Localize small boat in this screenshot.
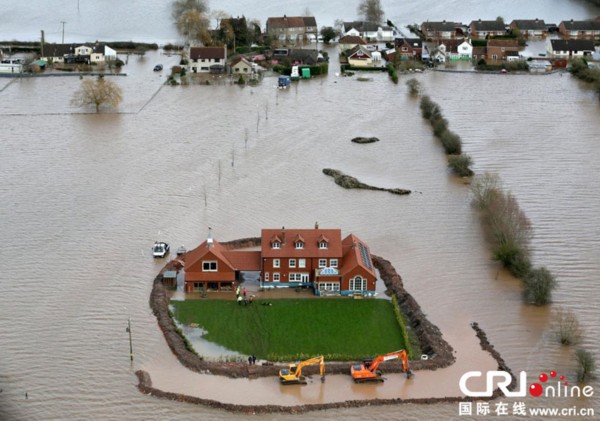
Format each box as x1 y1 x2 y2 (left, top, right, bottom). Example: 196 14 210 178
176 245 187 256
153 241 169 258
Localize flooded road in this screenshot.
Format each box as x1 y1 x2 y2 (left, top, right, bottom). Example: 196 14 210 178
1 45 600 419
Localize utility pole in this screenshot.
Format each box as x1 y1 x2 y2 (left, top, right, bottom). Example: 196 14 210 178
40 30 45 57
61 21 66 44
126 317 133 362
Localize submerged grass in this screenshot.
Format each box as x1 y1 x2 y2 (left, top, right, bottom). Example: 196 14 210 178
171 298 407 361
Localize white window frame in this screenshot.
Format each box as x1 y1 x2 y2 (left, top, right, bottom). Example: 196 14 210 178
319 241 328 249
350 276 367 291
299 258 306 268
273 259 280 268
289 259 296 268
202 261 217 272
318 259 327 268
272 241 281 249
295 241 304 249
273 273 280 282
330 258 338 268
265 272 269 281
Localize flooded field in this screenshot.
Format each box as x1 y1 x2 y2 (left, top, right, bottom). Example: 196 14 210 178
1 44 599 419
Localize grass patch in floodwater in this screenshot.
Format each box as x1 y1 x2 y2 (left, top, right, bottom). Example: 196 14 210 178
171 298 407 361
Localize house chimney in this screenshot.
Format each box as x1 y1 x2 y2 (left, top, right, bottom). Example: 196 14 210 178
315 221 319 229
207 227 214 247
281 227 285 244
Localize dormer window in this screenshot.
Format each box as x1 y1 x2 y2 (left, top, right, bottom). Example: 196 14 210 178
272 241 281 249
295 241 304 249
319 241 328 249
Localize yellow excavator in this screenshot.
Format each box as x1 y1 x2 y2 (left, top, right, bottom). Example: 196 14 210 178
350 350 412 383
279 356 325 384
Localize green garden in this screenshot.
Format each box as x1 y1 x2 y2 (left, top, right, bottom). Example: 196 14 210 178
171 298 411 361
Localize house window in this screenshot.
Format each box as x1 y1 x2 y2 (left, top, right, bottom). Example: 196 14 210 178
264 272 269 281
330 259 338 268
402 47 408 52
492 54 498 60
273 273 280 282
319 282 340 291
289 259 296 268
318 259 327 268
193 282 203 291
299 259 306 268
274 259 280 268
215 58 221 63
319 241 328 249
235 68 239 72
350 276 367 291
202 261 217 272
272 241 281 249
289 273 302 281
295 241 304 249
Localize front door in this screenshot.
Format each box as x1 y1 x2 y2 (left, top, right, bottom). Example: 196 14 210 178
301 273 309 283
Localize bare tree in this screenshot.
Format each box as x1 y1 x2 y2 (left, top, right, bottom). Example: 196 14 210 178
71 76 123 112
357 0 385 23
172 0 208 20
172 0 210 45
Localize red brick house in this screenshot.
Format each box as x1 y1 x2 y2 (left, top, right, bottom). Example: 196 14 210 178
184 232 260 293
395 38 424 60
183 227 377 296
261 227 377 296
559 19 600 39
486 39 520 62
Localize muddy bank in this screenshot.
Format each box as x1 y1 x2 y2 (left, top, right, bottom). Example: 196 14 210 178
322 168 411 195
145 242 514 412
351 137 380 144
136 369 474 414
151 238 452 378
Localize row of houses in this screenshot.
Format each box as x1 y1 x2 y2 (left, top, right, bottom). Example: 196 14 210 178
340 33 596 69
182 227 377 297
188 46 322 74
39 43 117 64
421 17 600 40
264 15 398 45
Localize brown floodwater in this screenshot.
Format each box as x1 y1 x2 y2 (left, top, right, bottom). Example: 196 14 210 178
1 48 599 420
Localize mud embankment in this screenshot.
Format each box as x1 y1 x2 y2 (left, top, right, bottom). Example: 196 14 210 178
322 168 411 195
144 238 512 412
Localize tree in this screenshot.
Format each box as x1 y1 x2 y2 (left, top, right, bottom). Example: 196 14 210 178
320 26 338 44
172 0 208 21
357 0 384 24
172 0 210 45
71 76 123 112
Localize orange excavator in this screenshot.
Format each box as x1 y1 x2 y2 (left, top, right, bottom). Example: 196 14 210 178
350 350 412 383
279 356 325 384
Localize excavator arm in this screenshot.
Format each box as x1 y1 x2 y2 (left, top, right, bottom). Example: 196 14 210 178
351 350 412 382
279 356 325 384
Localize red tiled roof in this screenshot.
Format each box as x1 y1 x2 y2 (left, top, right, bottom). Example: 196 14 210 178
190 47 226 60
261 228 342 258
223 250 261 271
340 234 376 278
267 16 310 29
339 35 367 45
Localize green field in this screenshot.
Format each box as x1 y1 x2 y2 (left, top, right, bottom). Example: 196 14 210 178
171 298 407 361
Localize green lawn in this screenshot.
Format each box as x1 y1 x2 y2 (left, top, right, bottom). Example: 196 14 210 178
171 298 407 361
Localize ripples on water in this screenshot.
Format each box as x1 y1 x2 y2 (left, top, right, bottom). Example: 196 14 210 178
1 48 599 419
